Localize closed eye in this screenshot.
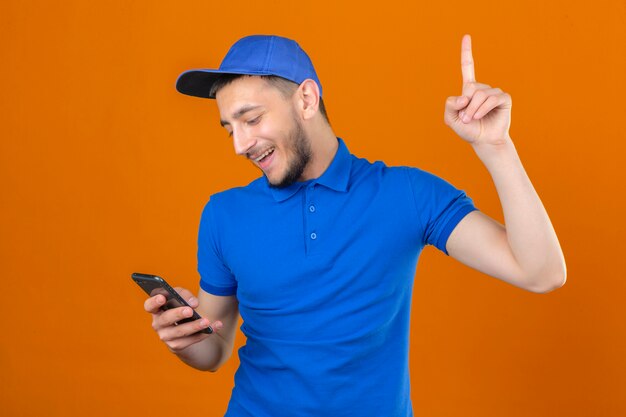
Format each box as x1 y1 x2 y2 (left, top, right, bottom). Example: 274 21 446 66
225 115 262 138
247 116 261 125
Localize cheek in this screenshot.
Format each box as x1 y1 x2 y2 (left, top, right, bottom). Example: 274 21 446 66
255 123 274 138
256 118 291 145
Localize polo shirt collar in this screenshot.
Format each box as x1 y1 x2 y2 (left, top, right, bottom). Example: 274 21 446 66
268 137 352 202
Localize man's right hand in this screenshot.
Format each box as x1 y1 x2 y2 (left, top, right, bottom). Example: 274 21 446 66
144 287 222 353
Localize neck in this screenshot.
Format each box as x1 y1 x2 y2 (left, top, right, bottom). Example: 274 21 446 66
300 123 338 181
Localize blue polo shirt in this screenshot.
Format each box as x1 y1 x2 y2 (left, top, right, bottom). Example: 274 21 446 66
198 137 477 417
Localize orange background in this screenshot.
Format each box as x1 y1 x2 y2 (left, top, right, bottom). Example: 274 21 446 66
1 0 625 416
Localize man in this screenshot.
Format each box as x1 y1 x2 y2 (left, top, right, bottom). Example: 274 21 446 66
144 34 566 416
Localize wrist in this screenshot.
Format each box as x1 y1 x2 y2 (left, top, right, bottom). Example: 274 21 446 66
471 136 519 168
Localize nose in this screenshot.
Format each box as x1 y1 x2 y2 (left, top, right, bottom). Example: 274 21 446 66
232 127 257 157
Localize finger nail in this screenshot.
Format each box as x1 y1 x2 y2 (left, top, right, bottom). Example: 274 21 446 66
457 97 465 104
459 110 465 119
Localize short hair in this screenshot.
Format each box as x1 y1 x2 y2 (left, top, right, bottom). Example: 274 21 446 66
209 74 330 125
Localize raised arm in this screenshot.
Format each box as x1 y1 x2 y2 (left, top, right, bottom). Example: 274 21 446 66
443 34 566 293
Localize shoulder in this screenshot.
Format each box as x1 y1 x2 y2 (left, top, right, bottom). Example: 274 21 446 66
350 156 447 189
349 154 409 184
204 176 269 210
397 165 461 193
198 177 269 241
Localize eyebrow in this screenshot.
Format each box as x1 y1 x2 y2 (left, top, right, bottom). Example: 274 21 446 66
220 105 263 127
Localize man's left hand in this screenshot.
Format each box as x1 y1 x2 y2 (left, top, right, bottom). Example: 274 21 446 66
444 34 512 148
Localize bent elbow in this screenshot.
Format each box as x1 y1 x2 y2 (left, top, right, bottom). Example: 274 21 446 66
206 361 226 373
530 269 567 294
206 350 234 373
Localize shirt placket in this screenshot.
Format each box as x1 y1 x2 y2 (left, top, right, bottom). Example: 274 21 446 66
303 183 319 256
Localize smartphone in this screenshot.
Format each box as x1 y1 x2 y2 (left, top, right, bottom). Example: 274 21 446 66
131 272 213 334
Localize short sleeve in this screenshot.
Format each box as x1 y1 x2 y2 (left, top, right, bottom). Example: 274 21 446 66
197 197 238 296
405 167 478 255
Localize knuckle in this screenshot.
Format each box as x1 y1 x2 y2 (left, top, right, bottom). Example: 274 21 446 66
175 325 188 339
168 340 185 352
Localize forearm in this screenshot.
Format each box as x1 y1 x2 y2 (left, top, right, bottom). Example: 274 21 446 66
473 136 566 291
174 331 233 372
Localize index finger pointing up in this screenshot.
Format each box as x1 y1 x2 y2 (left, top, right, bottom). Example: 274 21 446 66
461 34 475 84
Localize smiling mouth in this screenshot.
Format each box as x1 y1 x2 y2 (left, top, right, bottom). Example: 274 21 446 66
253 147 275 163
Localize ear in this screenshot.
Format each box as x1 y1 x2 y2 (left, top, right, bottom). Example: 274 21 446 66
294 79 321 121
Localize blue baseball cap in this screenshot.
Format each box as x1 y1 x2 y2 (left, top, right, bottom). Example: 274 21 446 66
176 35 322 99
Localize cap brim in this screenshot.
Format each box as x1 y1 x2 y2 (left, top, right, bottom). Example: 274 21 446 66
176 69 266 99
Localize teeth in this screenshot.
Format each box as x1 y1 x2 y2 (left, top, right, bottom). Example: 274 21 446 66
254 148 274 162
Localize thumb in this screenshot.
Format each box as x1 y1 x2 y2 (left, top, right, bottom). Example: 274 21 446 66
444 95 468 124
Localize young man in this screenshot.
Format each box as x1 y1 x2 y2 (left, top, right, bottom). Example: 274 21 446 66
144 34 566 416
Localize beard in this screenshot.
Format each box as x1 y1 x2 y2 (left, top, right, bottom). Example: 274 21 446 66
267 115 312 189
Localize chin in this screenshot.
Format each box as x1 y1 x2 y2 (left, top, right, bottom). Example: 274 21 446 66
267 177 286 188
266 172 292 189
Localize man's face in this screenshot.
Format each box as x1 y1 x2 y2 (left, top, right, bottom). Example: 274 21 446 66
216 76 312 188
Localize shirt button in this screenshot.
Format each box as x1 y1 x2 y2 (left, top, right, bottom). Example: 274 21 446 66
309 205 316 213
310 232 317 240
